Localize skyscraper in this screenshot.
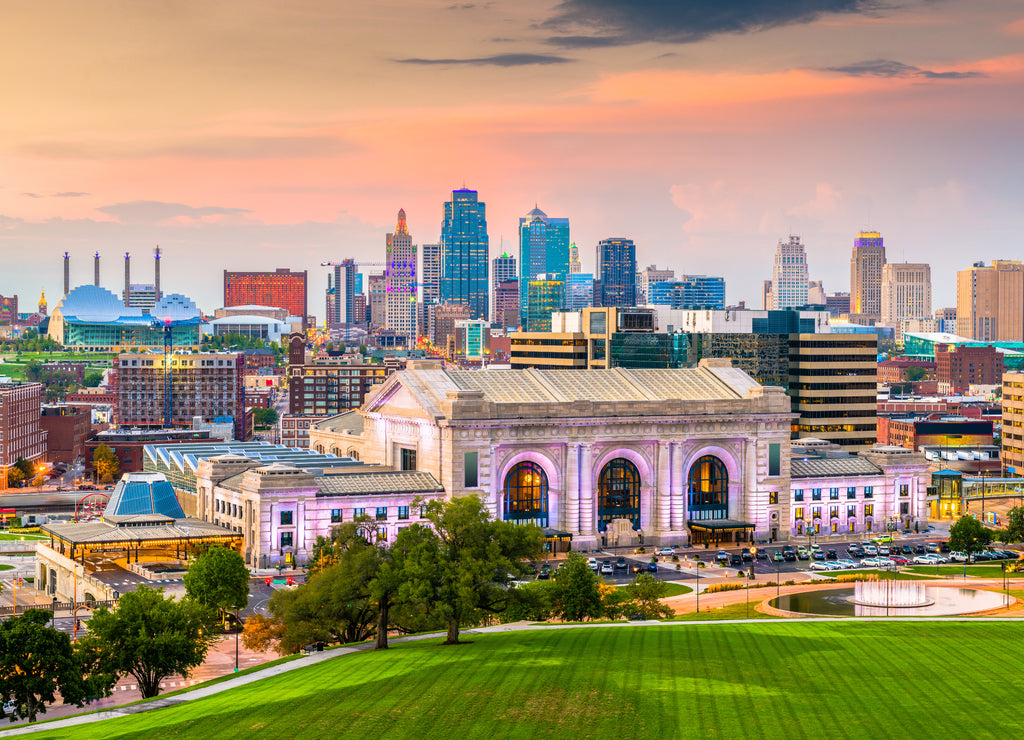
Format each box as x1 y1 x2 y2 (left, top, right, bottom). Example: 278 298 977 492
850 231 886 320
566 273 594 310
769 235 809 310
440 188 489 320
568 243 582 274
327 260 358 328
519 206 569 324
384 209 418 341
526 274 565 332
956 260 1024 341
421 243 441 305
880 262 931 325
491 252 517 323
596 238 637 307
637 265 675 304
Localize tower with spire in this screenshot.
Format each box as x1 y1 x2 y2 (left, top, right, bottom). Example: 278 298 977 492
385 208 418 343
518 205 570 326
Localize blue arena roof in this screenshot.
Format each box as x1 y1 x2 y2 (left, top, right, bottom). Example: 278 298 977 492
58 285 201 326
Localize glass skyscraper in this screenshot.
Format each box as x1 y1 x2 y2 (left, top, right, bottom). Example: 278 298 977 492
526 274 566 332
519 206 569 324
647 275 725 309
440 189 489 320
566 272 595 310
596 238 637 307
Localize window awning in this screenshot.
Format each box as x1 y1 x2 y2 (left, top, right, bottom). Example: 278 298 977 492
687 519 755 531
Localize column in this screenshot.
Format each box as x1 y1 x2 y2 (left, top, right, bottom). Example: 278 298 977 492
657 442 671 534
579 443 594 534
670 441 685 531
488 445 501 520
565 443 580 534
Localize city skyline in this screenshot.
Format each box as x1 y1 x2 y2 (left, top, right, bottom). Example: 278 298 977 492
2 1 1023 311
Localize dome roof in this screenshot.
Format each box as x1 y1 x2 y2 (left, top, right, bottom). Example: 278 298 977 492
58 285 139 323
152 294 201 322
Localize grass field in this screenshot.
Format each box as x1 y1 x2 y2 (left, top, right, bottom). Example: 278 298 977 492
0 532 47 541
0 564 12 571
30 622 1023 740
660 581 693 598
906 565 1024 579
820 569 932 580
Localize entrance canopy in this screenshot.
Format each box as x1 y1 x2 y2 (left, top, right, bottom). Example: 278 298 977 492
688 519 755 546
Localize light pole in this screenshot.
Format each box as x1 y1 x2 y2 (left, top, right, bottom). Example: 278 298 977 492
776 552 781 597
747 546 758 618
235 608 240 672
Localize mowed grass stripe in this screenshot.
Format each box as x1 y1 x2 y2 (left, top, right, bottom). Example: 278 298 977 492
27 623 1024 740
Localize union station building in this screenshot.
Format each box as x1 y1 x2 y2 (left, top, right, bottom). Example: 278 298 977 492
311 359 931 550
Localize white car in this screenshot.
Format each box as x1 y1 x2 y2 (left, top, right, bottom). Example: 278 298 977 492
656 547 676 556
948 552 970 563
912 555 937 565
863 545 878 556
877 545 891 556
588 558 599 571
837 559 858 569
2 701 15 717
808 561 833 571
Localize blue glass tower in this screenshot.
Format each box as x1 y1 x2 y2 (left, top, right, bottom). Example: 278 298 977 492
647 275 725 309
596 238 637 307
440 188 489 320
519 206 569 324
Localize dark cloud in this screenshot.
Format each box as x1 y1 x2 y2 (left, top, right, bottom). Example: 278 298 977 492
395 53 573 66
53 192 90 198
97 201 252 224
21 135 352 161
823 59 985 79
21 192 41 198
543 0 886 47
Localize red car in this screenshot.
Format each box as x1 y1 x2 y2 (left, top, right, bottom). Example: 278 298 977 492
888 555 911 565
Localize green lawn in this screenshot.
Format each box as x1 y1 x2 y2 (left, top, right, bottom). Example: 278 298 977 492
905 565 1024 579
0 532 47 541
0 564 12 571
29 622 1024 739
660 581 693 598
670 601 777 621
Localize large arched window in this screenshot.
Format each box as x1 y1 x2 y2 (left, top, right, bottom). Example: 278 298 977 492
597 458 641 532
687 455 728 521
503 462 548 527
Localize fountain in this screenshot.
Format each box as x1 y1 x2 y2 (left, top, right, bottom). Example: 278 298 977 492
850 580 934 608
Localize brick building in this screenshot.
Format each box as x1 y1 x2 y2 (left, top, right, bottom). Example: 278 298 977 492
877 416 994 450
0 381 47 488
223 268 307 328
85 428 221 476
286 334 399 418
877 358 936 384
934 343 1005 394
40 404 92 464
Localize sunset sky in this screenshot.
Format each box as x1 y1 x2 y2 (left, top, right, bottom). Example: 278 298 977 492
2 0 1023 314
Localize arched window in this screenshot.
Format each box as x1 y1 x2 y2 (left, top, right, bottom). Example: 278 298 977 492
687 455 728 521
597 458 640 532
503 462 548 527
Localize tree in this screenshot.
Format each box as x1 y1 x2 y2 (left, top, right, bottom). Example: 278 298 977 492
1004 506 1024 544
401 496 544 645
92 444 119 485
83 370 104 388
551 552 603 622
6 467 24 488
904 366 927 383
240 613 284 655
87 586 217 699
369 523 434 650
0 609 115 723
251 407 279 428
183 547 250 628
948 515 992 562
623 573 675 620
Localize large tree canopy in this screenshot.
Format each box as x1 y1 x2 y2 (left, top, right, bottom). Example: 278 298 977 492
184 546 250 625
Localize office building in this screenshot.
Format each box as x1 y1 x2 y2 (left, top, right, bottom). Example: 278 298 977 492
566 273 595 311
116 351 247 440
525 275 566 332
440 188 489 320
429 303 472 351
492 253 517 323
956 260 1024 342
0 295 17 324
807 280 826 306
124 284 157 311
789 333 878 450
769 236 809 309
826 292 851 317
1003 372 1024 475
935 307 957 334
519 207 569 324
934 343 1006 394
596 238 637 307
454 319 487 362
224 268 307 328
326 260 359 329
421 243 441 305
647 275 725 310
850 232 886 321
368 273 386 330
568 243 582 274
881 262 931 326
384 209 418 343
494 279 520 329
637 265 674 304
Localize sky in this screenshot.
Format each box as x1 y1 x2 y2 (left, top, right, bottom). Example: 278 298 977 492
2 0 1023 315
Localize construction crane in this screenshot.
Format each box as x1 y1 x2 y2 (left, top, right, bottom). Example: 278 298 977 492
150 315 201 429
320 261 385 268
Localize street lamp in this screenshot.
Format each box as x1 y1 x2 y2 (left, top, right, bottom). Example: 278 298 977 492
747 546 758 618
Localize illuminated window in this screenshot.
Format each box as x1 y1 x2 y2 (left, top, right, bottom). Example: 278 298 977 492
687 456 728 522
503 461 549 527
599 458 641 531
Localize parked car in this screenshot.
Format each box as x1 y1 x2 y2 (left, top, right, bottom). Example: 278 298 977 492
901 545 913 555
837 559 858 569
588 558 599 571
647 561 658 573
860 557 888 568
889 555 911 565
771 550 784 562
796 546 810 560
756 550 769 561
877 545 891 556
913 544 926 554
826 549 838 560
600 561 613 574
783 551 797 562
808 561 833 571
631 563 643 574
925 542 941 553
656 547 675 557
615 557 628 571
741 550 753 562
716 550 730 564
729 554 742 567
812 550 826 561
949 552 970 563
864 545 878 556
913 555 937 565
